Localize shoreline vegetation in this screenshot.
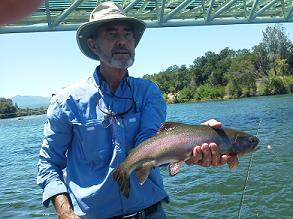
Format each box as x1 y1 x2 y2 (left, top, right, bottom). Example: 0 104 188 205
0 99 47 119
143 24 293 104
1 24 293 119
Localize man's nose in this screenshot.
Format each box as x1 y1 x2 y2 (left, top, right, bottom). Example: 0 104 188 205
115 35 128 46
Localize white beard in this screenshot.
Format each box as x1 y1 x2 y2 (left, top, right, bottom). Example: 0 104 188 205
96 46 135 69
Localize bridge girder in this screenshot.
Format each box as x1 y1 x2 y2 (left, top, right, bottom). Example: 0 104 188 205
0 0 292 34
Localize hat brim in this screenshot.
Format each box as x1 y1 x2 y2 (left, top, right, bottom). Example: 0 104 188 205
76 17 146 60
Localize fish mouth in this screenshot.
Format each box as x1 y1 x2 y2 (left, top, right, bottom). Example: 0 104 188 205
252 145 261 152
249 136 260 153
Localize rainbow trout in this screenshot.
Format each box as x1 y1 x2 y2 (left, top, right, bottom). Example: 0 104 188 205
112 122 259 198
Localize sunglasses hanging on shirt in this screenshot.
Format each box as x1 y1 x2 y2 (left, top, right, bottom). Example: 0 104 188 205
97 78 137 128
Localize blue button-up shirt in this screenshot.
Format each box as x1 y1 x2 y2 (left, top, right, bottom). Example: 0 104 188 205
37 66 168 218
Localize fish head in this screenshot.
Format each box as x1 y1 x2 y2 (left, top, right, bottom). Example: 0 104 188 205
231 131 260 156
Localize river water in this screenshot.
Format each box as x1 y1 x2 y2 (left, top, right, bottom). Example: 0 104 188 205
0 95 292 218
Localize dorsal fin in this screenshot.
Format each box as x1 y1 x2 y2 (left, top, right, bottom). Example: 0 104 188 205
157 122 181 134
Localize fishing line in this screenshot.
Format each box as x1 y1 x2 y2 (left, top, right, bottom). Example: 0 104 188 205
237 120 261 219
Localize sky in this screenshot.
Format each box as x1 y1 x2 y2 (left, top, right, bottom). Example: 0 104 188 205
0 22 292 98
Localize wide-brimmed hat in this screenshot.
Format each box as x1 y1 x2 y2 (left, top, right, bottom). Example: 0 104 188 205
76 1 146 60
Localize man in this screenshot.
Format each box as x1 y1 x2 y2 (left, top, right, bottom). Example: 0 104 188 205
37 2 237 219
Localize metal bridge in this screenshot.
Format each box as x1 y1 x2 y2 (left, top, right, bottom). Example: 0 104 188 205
0 0 292 34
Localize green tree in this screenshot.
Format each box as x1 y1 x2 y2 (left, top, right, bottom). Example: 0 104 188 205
225 55 257 98
177 86 194 102
263 77 287 95
262 24 293 76
252 43 270 76
0 98 18 119
142 24 292 103
287 44 293 74
208 48 234 86
275 58 290 78
195 84 224 100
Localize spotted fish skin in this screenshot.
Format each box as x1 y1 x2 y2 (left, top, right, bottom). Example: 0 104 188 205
112 122 259 198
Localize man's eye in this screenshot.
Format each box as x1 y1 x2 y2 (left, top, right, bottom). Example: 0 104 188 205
106 32 116 39
125 32 133 40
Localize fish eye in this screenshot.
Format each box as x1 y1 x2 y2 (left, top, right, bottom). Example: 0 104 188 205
249 136 259 145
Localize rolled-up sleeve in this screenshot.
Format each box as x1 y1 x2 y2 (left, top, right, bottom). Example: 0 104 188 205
37 97 72 207
135 82 166 146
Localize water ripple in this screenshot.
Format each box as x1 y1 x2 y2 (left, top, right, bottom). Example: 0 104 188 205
1 96 293 218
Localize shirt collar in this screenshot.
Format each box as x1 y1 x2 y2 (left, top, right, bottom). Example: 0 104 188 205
93 66 130 93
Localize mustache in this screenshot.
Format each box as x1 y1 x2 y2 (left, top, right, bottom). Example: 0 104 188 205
112 46 130 53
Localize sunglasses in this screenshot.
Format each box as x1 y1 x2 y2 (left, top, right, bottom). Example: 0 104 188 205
97 79 137 127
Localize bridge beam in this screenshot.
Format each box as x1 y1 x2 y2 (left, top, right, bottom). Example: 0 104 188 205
0 0 292 34
53 0 85 27
209 0 238 21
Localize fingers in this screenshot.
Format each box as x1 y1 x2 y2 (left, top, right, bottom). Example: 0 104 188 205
187 119 222 166
187 142 239 169
187 142 221 167
219 154 229 165
210 143 220 166
201 119 222 129
201 143 211 167
186 146 202 165
226 155 239 169
220 154 239 169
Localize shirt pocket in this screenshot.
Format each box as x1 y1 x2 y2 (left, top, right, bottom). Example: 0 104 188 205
123 112 141 152
72 120 112 166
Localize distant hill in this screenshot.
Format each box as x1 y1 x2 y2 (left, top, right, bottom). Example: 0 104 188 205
11 95 50 108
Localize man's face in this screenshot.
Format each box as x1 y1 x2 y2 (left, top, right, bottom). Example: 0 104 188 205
94 21 136 69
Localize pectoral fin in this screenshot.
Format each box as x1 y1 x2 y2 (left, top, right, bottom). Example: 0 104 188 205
228 157 239 170
113 166 130 198
168 161 183 176
136 161 156 185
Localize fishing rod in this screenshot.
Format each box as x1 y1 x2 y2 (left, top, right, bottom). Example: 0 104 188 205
237 120 261 219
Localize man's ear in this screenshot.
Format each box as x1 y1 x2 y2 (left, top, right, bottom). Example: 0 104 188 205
87 38 98 55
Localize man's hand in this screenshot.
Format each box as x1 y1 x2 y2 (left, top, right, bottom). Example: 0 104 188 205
185 119 239 167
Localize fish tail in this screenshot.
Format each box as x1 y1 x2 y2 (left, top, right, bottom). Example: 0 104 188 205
112 166 130 198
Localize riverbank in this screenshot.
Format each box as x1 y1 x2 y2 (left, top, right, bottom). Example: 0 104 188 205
0 106 47 119
165 91 293 104
1 93 292 119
